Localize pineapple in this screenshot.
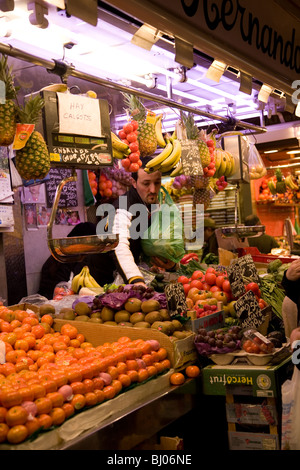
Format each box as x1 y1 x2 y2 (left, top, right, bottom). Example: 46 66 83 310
182 113 211 167
193 188 211 209
0 55 19 146
15 95 50 181
275 169 286 194
123 93 157 157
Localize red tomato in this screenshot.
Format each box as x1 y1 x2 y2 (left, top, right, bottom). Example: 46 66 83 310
118 130 127 139
245 282 260 294
123 123 134 134
206 267 216 274
177 276 190 284
210 285 221 293
183 284 191 296
191 270 204 281
129 142 139 153
129 152 141 163
202 282 210 291
121 158 131 169
222 280 231 293
205 272 216 286
216 275 225 288
129 163 140 172
131 120 139 131
127 132 138 143
189 280 203 290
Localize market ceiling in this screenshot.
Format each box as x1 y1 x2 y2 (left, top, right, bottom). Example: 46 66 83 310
0 0 300 155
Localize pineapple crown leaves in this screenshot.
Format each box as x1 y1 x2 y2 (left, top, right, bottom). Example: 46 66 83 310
0 54 20 100
122 92 146 121
181 112 199 140
16 95 45 124
275 168 283 182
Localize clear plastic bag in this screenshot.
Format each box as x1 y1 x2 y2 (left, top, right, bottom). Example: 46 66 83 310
248 143 267 179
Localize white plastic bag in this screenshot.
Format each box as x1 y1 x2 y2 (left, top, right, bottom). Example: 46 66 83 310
281 366 300 449
248 143 267 179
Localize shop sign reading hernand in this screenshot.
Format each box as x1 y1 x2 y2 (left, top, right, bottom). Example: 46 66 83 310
107 0 300 98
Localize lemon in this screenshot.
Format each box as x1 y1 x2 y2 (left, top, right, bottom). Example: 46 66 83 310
86 90 97 98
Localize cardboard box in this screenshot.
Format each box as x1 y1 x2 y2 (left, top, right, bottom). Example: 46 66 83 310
9 303 40 315
53 319 196 369
228 431 279 450
202 356 293 398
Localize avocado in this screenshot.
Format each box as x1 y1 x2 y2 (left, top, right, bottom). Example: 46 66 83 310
151 321 169 334
130 312 145 324
133 321 151 328
61 308 75 320
114 311 131 323
74 315 90 322
74 302 92 316
40 304 56 315
159 309 171 321
88 317 103 323
100 306 115 322
141 299 161 313
144 311 163 324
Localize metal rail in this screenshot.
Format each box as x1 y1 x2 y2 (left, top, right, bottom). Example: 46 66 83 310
0 42 267 134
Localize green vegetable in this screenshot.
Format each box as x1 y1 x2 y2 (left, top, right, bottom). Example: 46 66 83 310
260 277 285 318
267 259 282 273
177 258 206 277
202 253 219 265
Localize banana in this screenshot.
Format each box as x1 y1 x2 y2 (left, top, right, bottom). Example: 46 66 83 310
113 148 125 159
71 267 86 293
87 273 101 288
214 148 222 177
218 152 228 177
224 152 233 177
285 174 299 190
145 142 173 169
170 161 183 177
227 152 236 177
155 115 166 148
160 139 182 171
111 132 130 153
83 266 101 288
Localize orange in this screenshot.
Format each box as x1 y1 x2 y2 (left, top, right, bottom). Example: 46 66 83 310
139 342 153 355
22 334 36 349
14 339 29 352
50 407 66 426
82 378 94 393
85 391 98 407
71 393 86 410
157 348 168 361
53 341 68 353
19 386 35 403
25 417 41 436
116 361 127 374
62 402 75 419
1 362 16 376
0 407 7 423
7 424 28 444
126 369 138 383
6 349 26 364
80 342 94 350
14 310 28 323
37 413 53 430
0 321 13 333
70 381 86 395
0 389 22 407
160 359 171 371
126 359 139 371
76 333 85 344
118 373 131 388
107 366 118 380
5 406 28 427
61 324 78 339
30 383 46 400
3 332 17 346
185 365 200 378
147 365 157 377
60 334 71 346
170 372 185 385
137 368 149 383
41 314 54 326
111 379 122 394
0 422 9 443
94 389 105 404
153 362 164 374
1 310 15 322
22 316 39 327
35 397 53 415
46 391 64 408
103 385 116 400
69 339 81 349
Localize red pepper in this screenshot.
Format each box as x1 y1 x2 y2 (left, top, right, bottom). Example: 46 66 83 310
180 253 199 265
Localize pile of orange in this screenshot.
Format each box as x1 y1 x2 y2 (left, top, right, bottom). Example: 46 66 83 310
169 365 200 386
0 306 170 445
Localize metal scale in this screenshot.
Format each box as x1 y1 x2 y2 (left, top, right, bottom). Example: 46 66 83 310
34 87 119 262
220 134 265 240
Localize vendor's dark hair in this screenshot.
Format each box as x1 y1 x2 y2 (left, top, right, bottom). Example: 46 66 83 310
244 214 261 226
131 155 160 181
67 222 96 237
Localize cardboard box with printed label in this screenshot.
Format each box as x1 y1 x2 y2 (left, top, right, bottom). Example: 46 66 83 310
202 357 293 398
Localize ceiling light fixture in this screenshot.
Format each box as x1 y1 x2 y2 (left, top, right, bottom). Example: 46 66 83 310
264 150 278 154
205 60 227 83
287 149 300 154
144 73 157 89
131 24 162 51
258 84 273 103
239 71 253 95
28 2 49 29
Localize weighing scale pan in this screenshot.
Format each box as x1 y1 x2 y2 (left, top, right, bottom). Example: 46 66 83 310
48 234 119 257
221 225 265 239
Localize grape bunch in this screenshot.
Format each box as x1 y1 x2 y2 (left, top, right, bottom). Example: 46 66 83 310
194 325 242 355
171 174 193 190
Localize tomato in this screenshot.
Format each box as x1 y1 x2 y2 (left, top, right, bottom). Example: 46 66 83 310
258 299 267 309
205 272 216 285
123 122 134 134
121 158 131 169
177 276 190 284
245 282 260 295
216 275 225 288
222 279 232 293
129 152 141 163
183 283 191 296
131 120 139 131
129 162 140 172
206 267 216 274
118 130 127 139
191 270 204 281
210 285 221 293
129 141 139 153
189 280 204 290
126 132 138 143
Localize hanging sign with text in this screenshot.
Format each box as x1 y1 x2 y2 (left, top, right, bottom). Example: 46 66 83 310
57 93 102 138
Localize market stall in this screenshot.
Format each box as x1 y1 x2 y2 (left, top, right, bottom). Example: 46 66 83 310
0 0 299 452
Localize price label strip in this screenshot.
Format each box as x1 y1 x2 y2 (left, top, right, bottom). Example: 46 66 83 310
164 283 188 318
234 290 265 329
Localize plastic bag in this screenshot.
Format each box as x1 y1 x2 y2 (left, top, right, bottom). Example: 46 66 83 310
281 365 300 449
248 143 267 179
141 186 185 263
